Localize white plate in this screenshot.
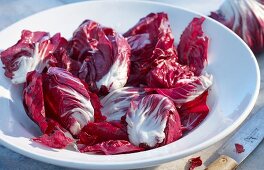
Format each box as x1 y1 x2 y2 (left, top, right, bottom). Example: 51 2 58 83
0 0 260 169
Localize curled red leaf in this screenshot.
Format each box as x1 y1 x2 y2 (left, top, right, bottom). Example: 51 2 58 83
177 17 208 76
0 30 49 83
146 58 194 88
188 156 203 170
78 122 128 146
79 140 144 155
124 12 178 86
155 73 213 106
179 91 210 132
43 67 103 136
33 130 74 149
23 71 48 133
68 20 131 93
235 143 245 153
100 87 146 122
126 94 182 149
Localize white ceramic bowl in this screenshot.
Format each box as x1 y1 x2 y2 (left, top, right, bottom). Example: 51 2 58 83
0 0 260 169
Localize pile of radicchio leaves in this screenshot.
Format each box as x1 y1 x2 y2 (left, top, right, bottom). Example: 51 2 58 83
209 0 264 54
0 13 213 155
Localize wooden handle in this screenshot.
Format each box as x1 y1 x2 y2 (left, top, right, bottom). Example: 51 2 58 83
205 155 238 170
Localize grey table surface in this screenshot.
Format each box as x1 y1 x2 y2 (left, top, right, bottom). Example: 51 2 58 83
0 0 263 170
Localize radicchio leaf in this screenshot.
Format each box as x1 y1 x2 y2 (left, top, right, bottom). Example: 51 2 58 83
79 140 144 155
32 126 74 149
43 67 103 136
23 71 48 132
41 33 73 71
0 30 49 84
126 94 182 148
0 30 71 84
188 156 203 170
78 122 128 146
100 87 146 122
179 91 210 132
124 12 178 86
23 71 74 149
68 20 131 93
146 58 194 88
155 73 213 106
210 0 264 53
177 17 208 76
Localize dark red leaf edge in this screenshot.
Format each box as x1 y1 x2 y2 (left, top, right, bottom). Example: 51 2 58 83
79 140 144 155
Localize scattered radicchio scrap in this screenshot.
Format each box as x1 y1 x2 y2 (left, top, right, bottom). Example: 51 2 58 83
42 67 104 136
177 17 209 76
188 156 203 170
179 91 210 132
210 0 264 53
79 140 144 155
0 30 70 84
100 87 146 122
124 12 178 86
68 20 131 94
126 94 182 149
235 143 245 153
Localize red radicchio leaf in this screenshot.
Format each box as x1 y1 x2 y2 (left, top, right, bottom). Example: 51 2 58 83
235 143 245 153
177 17 208 76
41 33 75 71
209 0 264 53
23 71 48 133
78 122 128 146
0 30 73 84
23 71 74 149
179 91 210 132
126 94 182 149
188 156 203 170
68 20 131 93
33 130 74 149
155 73 212 106
0 30 49 84
88 91 106 122
146 58 194 88
100 87 146 122
43 67 103 136
161 109 184 146
79 140 144 155
124 12 178 86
